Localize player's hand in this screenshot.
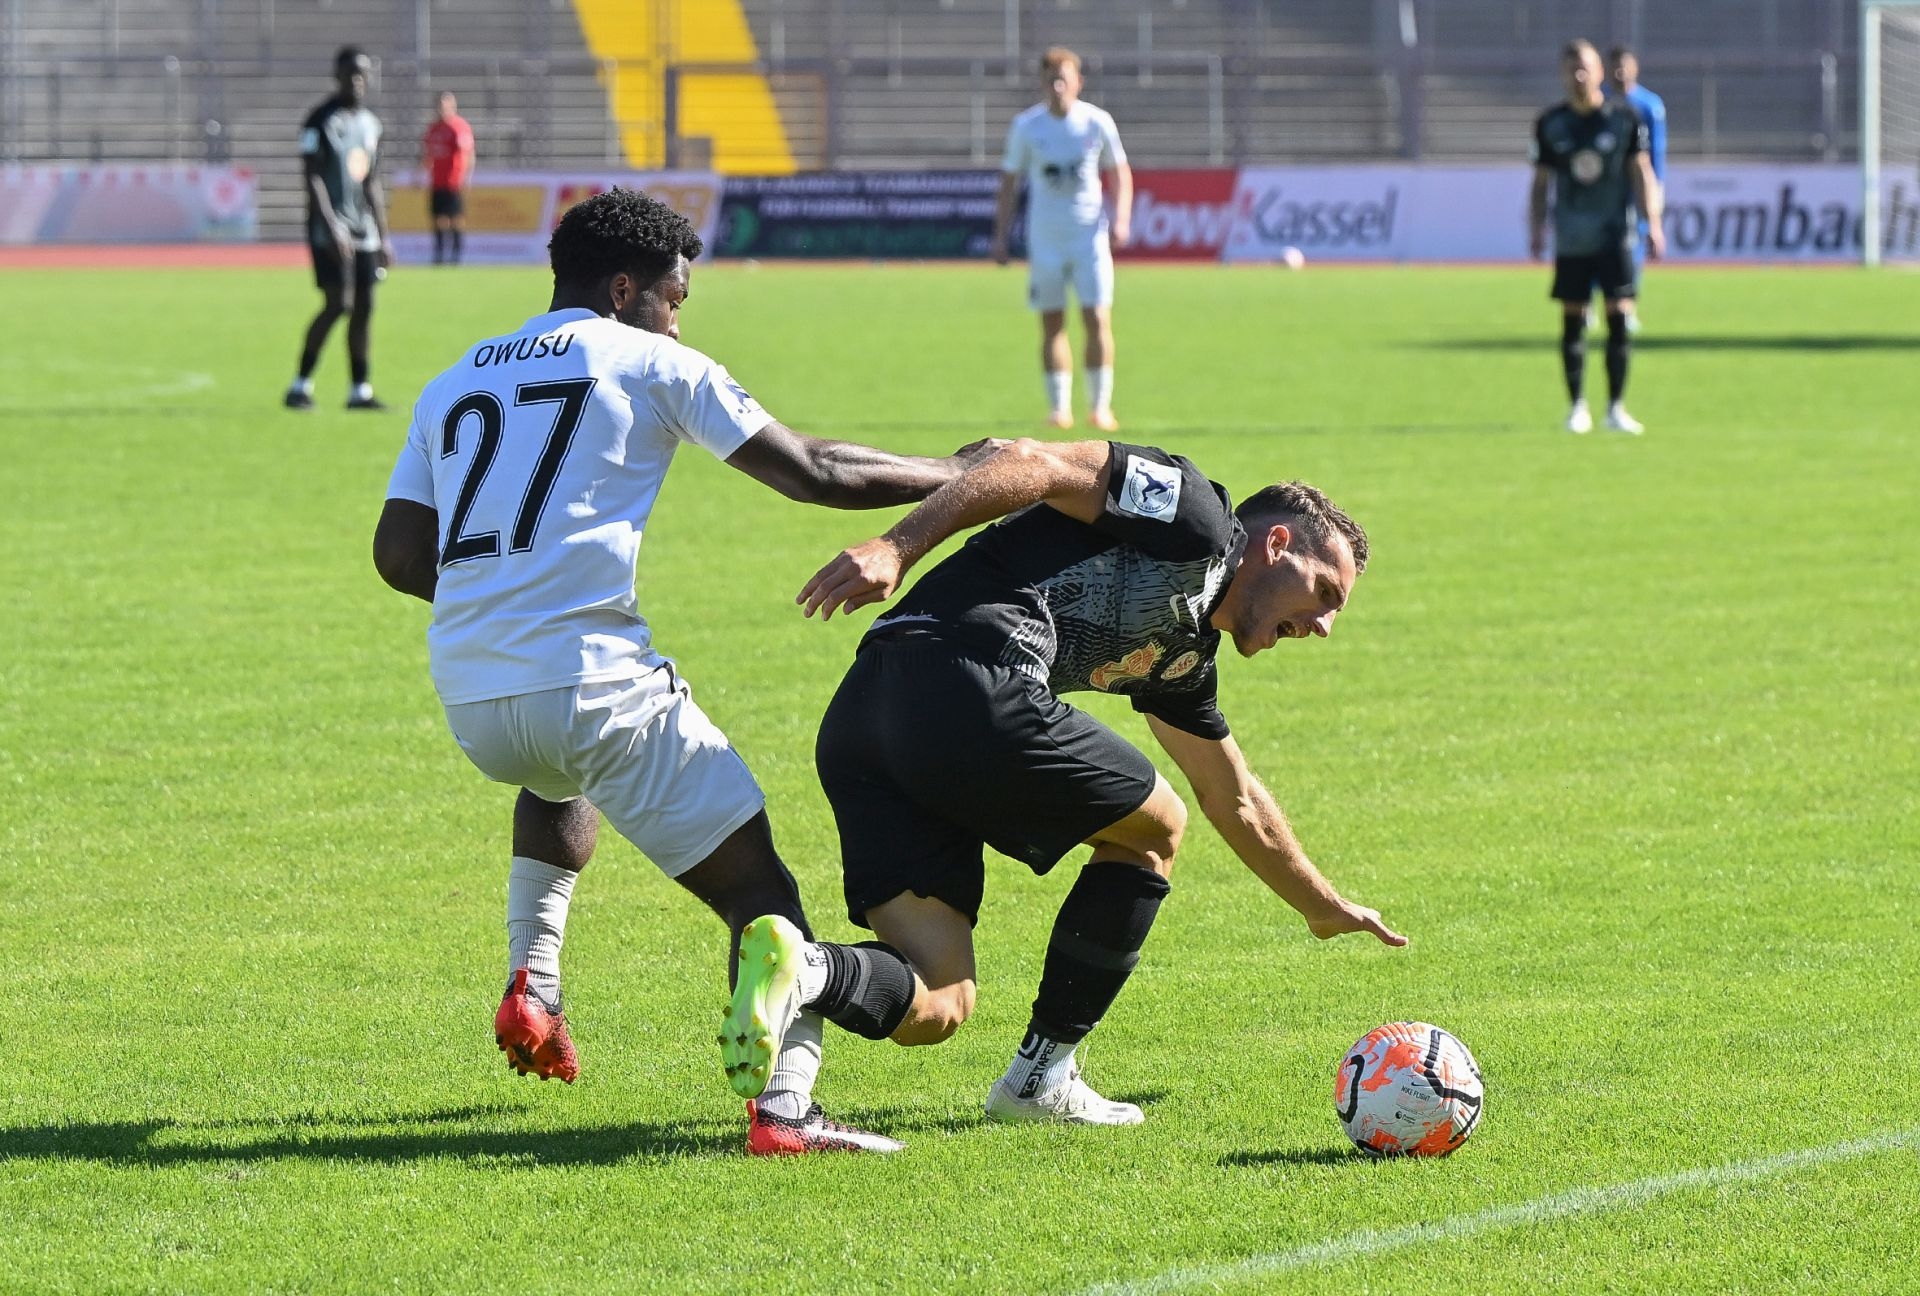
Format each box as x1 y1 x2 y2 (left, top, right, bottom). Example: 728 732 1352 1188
378 240 395 270
1528 227 1547 261
1646 226 1666 261
1306 900 1408 948
951 436 1013 466
798 537 906 620
1111 219 1131 249
991 238 1010 267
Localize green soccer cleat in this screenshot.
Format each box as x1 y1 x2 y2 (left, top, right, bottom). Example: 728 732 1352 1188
718 914 806 1099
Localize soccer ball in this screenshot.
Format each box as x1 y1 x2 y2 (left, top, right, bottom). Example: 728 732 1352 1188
1281 245 1306 270
1335 1021 1483 1157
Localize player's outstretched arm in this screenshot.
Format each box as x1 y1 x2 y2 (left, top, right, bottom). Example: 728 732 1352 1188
725 421 994 511
798 438 1111 619
1632 154 1665 260
373 498 440 602
1527 166 1553 260
1145 716 1407 947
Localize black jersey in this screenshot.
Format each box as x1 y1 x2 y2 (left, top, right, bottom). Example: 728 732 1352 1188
1530 100 1646 256
300 95 384 250
864 442 1244 739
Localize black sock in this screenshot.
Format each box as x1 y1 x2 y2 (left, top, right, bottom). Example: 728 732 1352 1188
1028 860 1170 1045
808 940 915 1040
451 229 464 263
1561 312 1587 402
433 230 446 263
1606 310 1631 403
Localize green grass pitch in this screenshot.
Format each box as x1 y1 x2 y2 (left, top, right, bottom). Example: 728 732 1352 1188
1 258 1916 1294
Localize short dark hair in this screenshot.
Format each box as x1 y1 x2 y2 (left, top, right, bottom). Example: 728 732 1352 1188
335 46 367 69
1561 38 1598 63
547 188 703 291
1607 45 1636 63
1235 481 1369 574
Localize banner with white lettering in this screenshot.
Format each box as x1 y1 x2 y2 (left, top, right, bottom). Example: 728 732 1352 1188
1221 164 1920 263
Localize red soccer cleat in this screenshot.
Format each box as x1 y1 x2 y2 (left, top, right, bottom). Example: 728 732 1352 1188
494 967 579 1083
745 1101 905 1157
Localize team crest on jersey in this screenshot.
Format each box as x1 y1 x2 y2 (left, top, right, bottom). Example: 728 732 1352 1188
1595 132 1616 151
1162 649 1201 681
1091 642 1163 690
1570 149 1604 184
1118 454 1180 522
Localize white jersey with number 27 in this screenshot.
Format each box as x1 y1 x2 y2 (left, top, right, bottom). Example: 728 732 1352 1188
385 307 774 706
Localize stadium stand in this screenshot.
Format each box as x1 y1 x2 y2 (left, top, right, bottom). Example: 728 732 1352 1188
0 0 1869 240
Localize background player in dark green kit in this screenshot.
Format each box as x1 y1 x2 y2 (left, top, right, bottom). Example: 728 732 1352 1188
286 47 392 412
1529 39 1664 435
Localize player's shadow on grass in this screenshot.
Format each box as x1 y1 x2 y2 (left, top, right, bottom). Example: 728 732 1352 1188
1414 334 1920 352
0 1107 745 1168
1220 1146 1363 1169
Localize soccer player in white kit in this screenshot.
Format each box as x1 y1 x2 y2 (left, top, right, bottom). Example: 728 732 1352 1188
992 47 1133 432
372 190 997 1155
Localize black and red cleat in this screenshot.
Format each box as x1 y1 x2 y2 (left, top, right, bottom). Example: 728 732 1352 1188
745 1100 905 1156
494 967 579 1083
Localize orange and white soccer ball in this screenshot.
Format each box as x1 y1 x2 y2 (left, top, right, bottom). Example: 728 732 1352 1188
1335 1022 1483 1157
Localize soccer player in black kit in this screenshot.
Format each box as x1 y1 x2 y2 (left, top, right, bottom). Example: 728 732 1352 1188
723 438 1406 1127
1529 39 1665 434
285 47 393 411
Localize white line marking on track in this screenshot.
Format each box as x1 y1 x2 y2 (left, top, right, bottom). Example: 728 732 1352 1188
1080 1127 1920 1296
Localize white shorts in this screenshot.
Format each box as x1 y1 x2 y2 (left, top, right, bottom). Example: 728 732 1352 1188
443 666 765 879
1028 228 1114 312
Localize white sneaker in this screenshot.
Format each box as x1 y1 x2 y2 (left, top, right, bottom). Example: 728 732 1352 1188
1564 401 1593 434
1605 404 1645 435
984 1058 1144 1126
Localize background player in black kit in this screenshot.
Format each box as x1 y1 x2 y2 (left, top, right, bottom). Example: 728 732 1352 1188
1529 39 1665 435
759 438 1406 1126
286 47 393 411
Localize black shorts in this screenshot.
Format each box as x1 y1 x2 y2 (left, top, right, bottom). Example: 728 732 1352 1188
1551 247 1637 302
429 187 465 218
311 241 380 296
816 633 1158 929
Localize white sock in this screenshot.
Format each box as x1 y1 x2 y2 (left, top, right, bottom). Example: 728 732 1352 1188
797 941 830 1006
506 855 577 1004
289 376 313 396
1086 366 1114 414
1044 369 1072 416
1001 1029 1078 1100
759 1009 823 1120
350 381 374 402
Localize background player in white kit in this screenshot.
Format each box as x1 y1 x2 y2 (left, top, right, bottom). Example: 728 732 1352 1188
992 47 1133 433
372 190 996 1155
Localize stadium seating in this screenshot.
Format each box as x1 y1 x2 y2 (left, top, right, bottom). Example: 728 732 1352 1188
0 0 1868 241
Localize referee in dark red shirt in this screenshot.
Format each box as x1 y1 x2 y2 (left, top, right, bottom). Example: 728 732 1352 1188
422 91 475 265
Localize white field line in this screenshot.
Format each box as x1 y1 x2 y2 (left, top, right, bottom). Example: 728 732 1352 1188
1080 1127 1920 1296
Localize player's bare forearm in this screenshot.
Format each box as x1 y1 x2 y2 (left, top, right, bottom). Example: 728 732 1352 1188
1109 164 1134 243
1147 718 1406 946
728 422 987 511
366 177 390 241
307 169 350 247
992 174 1021 260
797 439 1108 619
884 438 1104 564
1633 157 1665 257
1528 170 1552 256
373 499 439 603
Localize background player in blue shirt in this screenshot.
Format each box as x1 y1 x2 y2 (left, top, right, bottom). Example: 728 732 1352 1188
1608 46 1667 316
